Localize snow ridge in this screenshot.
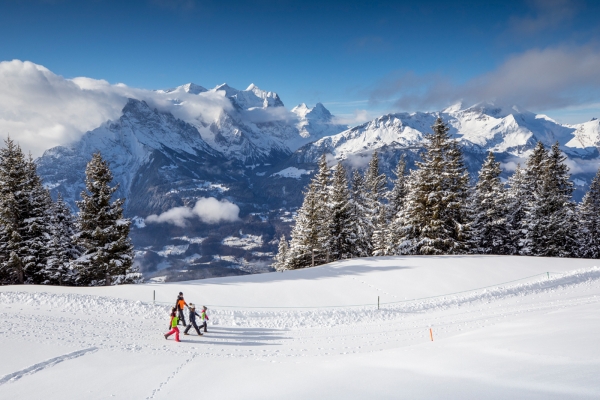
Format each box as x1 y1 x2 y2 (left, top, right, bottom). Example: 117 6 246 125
2 266 598 331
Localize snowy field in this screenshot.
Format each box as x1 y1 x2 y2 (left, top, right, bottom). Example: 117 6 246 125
0 255 599 399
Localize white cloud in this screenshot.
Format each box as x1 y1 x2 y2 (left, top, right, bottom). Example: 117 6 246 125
145 206 195 227
332 109 375 126
191 197 240 224
145 197 240 226
369 45 600 115
0 60 232 157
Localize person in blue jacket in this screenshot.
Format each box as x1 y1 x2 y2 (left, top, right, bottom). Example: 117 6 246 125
183 303 203 336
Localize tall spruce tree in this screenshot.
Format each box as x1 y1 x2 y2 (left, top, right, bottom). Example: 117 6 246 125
470 152 512 254
46 194 80 285
272 234 289 271
579 167 600 258
393 118 471 255
0 138 29 284
22 154 54 283
328 163 354 260
506 164 528 255
520 142 549 255
74 152 139 285
0 139 53 284
314 154 333 264
364 151 388 255
285 182 322 269
388 155 407 219
349 170 371 257
386 156 408 255
524 142 578 257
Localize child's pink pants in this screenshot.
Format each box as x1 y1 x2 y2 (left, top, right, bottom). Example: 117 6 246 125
166 326 180 341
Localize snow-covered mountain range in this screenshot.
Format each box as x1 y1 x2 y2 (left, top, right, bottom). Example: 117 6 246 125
34 84 600 281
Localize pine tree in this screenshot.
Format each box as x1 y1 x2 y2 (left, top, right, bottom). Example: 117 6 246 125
0 138 28 284
314 154 333 264
349 170 371 257
328 162 354 260
74 152 140 285
520 142 549 255
0 139 53 284
285 182 322 269
470 152 512 254
272 234 289 271
506 164 528 255
21 154 54 284
579 167 600 258
525 142 578 257
393 118 471 255
371 205 389 256
364 151 388 255
386 156 408 255
46 194 80 285
388 155 407 220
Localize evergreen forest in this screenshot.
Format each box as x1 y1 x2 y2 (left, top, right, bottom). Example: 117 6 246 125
0 138 141 286
275 118 600 270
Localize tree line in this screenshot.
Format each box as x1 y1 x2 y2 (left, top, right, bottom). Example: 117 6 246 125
274 118 600 270
0 137 141 286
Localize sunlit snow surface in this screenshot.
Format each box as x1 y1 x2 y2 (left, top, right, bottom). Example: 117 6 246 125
0 255 599 399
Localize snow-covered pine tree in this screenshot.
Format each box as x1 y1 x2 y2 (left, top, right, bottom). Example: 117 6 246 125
505 164 528 255
285 182 322 269
525 142 578 257
519 141 548 255
470 152 512 254
388 155 407 220
386 156 408 255
329 162 354 260
0 138 28 284
272 234 289 271
46 193 80 285
314 154 333 264
371 205 389 256
74 152 140 286
21 154 54 284
394 118 471 255
0 139 53 284
349 170 371 257
579 167 600 258
365 151 388 256
443 136 472 252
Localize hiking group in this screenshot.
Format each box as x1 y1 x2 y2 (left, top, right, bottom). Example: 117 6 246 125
164 292 209 342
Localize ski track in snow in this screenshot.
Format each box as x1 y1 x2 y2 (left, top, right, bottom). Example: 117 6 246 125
0 347 97 385
0 267 599 365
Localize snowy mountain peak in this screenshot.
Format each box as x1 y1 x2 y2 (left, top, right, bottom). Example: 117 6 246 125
292 102 332 121
212 83 284 109
442 102 463 114
122 98 152 115
181 82 208 94
158 82 207 95
291 103 310 116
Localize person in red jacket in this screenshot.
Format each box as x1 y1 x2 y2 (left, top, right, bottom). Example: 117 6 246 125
164 308 180 342
175 292 188 326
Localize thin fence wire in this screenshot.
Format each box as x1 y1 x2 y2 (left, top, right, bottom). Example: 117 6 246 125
149 271 564 310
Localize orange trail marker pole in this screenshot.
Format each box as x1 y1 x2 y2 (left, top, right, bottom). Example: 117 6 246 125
430 328 433 341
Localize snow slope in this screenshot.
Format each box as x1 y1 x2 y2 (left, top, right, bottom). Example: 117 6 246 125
1 255 599 399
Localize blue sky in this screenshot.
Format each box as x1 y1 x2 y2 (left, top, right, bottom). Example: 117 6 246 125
1 0 600 123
